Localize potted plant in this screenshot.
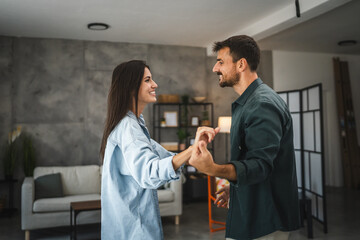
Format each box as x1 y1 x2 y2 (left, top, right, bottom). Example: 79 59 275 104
160 117 166 127
2 126 22 179
23 134 36 177
177 128 190 151
181 94 189 104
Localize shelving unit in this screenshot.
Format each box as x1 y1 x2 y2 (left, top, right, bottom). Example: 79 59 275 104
152 102 214 202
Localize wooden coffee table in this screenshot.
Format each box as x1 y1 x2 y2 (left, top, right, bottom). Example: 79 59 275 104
70 200 101 240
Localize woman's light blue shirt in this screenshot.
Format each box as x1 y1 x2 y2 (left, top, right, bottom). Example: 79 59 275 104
101 111 180 240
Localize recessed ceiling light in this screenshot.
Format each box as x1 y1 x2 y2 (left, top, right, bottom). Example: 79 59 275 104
87 23 110 31
337 40 357 47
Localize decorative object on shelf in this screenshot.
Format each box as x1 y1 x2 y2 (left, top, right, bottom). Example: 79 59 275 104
192 96 206 103
190 116 200 126
158 94 180 103
218 116 231 162
201 110 211 126
164 111 178 127
160 117 166 127
177 128 190 151
2 126 22 179
23 134 36 177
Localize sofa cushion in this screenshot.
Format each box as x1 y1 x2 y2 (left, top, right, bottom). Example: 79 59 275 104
34 165 101 195
157 189 174 203
35 173 64 200
33 194 101 213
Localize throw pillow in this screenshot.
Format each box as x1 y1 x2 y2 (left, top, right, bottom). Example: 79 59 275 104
35 173 64 200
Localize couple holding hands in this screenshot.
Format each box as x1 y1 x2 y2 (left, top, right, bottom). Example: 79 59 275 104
101 35 300 240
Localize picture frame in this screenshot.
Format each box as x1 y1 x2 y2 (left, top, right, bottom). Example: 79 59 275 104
190 116 200 126
164 111 178 127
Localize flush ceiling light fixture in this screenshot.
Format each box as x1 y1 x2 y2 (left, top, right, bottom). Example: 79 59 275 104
338 40 357 46
87 23 110 30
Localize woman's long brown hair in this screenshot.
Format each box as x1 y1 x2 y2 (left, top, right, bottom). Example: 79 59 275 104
100 60 149 162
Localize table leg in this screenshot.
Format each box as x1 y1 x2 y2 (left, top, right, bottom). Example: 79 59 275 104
74 210 78 240
70 206 73 240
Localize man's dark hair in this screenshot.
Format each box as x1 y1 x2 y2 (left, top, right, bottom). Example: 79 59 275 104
213 35 260 72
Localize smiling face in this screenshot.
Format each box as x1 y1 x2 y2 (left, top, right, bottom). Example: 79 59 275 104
138 67 158 106
212 47 240 88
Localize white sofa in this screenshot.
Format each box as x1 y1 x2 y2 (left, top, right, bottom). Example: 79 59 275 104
21 165 182 240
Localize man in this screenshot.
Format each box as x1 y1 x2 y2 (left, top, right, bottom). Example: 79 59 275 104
189 35 300 240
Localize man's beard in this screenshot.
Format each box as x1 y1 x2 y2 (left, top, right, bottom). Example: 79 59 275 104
218 72 240 88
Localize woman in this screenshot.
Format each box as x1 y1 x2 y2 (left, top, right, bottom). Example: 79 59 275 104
100 60 217 239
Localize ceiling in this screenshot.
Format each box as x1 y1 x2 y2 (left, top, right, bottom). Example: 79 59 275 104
0 0 358 55
258 0 360 55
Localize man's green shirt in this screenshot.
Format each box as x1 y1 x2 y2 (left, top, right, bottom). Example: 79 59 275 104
226 78 300 239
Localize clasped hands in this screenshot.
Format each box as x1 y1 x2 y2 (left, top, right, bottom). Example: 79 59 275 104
188 126 219 176
188 126 229 208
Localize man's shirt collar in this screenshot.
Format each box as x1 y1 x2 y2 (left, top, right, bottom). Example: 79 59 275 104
233 78 263 106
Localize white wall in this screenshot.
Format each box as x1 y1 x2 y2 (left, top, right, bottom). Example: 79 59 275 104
272 51 360 187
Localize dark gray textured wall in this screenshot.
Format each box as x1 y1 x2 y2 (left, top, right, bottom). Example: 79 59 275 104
0 37 12 152
0 36 208 208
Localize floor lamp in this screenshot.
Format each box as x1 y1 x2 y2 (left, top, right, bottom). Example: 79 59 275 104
218 116 231 162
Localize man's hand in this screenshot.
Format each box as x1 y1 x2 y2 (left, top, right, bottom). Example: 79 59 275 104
188 140 215 175
194 127 220 145
214 185 230 208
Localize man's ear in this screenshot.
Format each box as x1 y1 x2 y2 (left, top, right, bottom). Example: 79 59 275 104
237 58 247 72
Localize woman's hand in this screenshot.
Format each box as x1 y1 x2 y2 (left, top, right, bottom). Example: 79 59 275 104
172 145 193 170
194 126 220 145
